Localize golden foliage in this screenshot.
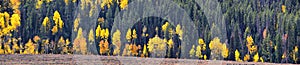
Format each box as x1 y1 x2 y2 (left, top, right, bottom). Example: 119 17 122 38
42 17 49 27
51 25 58 35
73 17 80 31
292 46 298 63
222 43 229 58
198 38 206 51
235 49 241 61
99 40 109 54
53 11 61 24
167 39 173 48
46 0 52 3
58 36 65 48
282 5 286 13
130 44 140 56
98 17 104 23
73 28 87 54
10 14 21 28
77 27 83 38
95 25 102 38
260 57 264 62
64 0 69 5
203 54 207 60
175 24 183 40
246 36 257 54
209 37 224 57
132 29 137 39
126 28 132 42
10 0 21 9
112 30 121 55
162 22 169 32
147 35 166 53
88 29 95 42
23 39 35 54
142 45 148 57
104 28 110 39
195 45 202 58
33 36 40 42
53 10 64 29
244 54 250 61
36 0 43 9
253 52 259 62
189 45 195 57
119 0 128 10
100 0 113 9
72 0 76 3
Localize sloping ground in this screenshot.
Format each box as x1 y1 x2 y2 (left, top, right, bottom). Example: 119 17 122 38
0 54 295 65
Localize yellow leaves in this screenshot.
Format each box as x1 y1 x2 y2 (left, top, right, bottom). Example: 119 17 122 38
195 45 202 58
198 38 206 51
10 0 21 9
36 0 43 9
64 0 69 5
112 29 121 49
189 45 195 57
162 22 169 32
235 49 241 61
147 35 165 53
253 52 259 62
260 57 264 62
198 38 205 45
100 0 113 9
42 17 49 27
77 27 83 38
222 43 229 58
282 5 286 13
98 17 104 23
58 18 64 29
33 36 40 42
142 45 148 57
209 37 222 51
119 0 128 10
104 28 110 39
73 28 87 54
295 46 298 52
175 24 183 40
132 29 137 39
244 54 250 61
292 46 298 63
10 14 21 28
246 36 257 54
51 25 58 35
46 0 52 3
24 39 35 54
130 44 140 56
126 28 132 42
95 25 102 38
72 0 76 3
203 55 207 60
249 45 257 54
88 29 95 42
53 11 61 23
167 39 173 48
246 36 254 45
58 36 65 44
99 40 109 54
53 10 64 29
73 18 79 31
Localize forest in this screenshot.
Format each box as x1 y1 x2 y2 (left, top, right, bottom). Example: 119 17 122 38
0 0 299 64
